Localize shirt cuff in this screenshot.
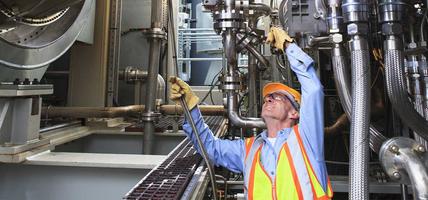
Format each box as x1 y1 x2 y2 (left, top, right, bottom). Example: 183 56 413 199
285 43 314 69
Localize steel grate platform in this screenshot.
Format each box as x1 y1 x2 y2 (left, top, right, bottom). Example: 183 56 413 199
124 116 225 200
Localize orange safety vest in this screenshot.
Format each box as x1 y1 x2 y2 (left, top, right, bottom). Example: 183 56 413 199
244 125 333 200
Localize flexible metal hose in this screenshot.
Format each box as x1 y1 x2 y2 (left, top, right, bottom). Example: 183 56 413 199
331 44 387 153
179 98 218 200
384 36 428 141
348 37 371 200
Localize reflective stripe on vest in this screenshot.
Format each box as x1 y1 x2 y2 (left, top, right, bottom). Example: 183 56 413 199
244 125 334 199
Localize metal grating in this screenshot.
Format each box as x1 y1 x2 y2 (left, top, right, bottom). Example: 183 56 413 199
124 116 225 200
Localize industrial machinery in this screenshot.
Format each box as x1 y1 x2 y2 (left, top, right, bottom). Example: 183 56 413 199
0 0 428 200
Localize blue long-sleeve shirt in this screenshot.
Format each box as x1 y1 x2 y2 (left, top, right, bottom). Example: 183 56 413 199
182 43 328 191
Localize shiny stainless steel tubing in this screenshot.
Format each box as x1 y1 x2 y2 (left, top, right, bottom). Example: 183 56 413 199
380 137 428 200
402 156 428 200
41 105 224 118
331 44 387 152
227 92 266 129
385 36 428 140
143 0 166 154
248 51 259 119
179 98 218 200
348 36 371 200
245 44 270 71
248 3 271 15
221 0 265 129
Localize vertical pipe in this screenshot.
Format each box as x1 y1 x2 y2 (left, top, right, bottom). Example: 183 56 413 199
348 35 371 200
342 1 371 199
247 20 259 123
143 0 165 154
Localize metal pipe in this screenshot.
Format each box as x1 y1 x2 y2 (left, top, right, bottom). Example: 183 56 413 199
331 43 386 152
247 49 259 119
143 0 166 154
348 34 371 200
227 93 266 129
342 1 371 199
380 137 428 200
328 0 387 153
384 37 428 139
41 105 225 118
248 3 271 15
220 0 266 129
379 0 428 141
244 44 270 71
40 121 82 133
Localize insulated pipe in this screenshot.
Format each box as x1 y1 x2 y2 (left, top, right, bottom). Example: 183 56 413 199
41 105 225 118
342 1 371 199
143 0 166 154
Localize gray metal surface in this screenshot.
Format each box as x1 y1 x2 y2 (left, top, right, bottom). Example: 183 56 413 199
0 0 93 82
106 0 122 106
384 37 428 141
0 163 150 200
279 0 328 37
348 42 371 200
0 84 53 97
380 137 428 199
343 1 371 199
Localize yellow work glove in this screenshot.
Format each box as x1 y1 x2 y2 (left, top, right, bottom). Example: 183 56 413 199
169 76 200 110
266 27 294 52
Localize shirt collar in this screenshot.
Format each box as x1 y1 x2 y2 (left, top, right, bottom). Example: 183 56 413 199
260 127 292 140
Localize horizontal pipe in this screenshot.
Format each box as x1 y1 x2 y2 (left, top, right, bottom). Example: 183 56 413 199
40 121 82 133
42 105 224 118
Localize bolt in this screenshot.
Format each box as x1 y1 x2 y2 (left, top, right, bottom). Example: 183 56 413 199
392 171 401 179
389 145 400 154
13 78 20 85
313 13 320 19
23 78 30 85
416 145 426 153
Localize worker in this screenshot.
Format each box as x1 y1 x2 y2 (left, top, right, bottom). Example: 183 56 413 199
169 27 333 199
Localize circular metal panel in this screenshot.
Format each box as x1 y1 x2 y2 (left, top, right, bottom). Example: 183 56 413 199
0 0 93 82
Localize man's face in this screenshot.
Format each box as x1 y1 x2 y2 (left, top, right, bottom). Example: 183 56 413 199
261 92 297 121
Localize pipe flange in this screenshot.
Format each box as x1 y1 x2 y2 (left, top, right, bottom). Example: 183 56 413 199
213 21 245 32
221 84 246 91
220 75 245 83
141 112 161 122
342 0 369 23
379 137 428 184
214 11 244 21
142 28 167 40
378 0 407 23
220 75 246 91
122 66 148 83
